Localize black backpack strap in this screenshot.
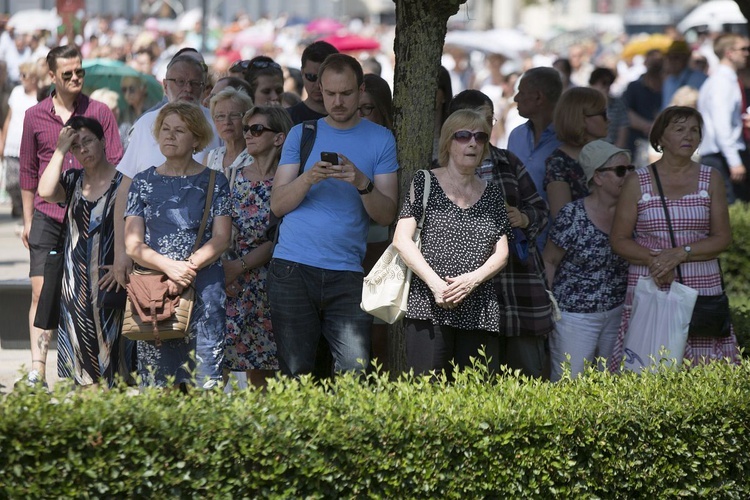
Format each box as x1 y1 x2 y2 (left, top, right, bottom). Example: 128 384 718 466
299 120 318 177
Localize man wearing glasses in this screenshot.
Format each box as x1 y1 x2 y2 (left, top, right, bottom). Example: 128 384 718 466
286 41 339 125
18 45 123 387
269 54 399 377
112 53 220 292
698 34 750 204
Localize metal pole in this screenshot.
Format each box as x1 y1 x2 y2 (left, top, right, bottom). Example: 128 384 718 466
200 0 208 53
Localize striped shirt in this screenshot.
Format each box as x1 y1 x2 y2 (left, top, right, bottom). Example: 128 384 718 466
19 92 123 222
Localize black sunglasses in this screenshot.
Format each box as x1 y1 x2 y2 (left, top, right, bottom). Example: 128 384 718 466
61 68 85 81
585 110 608 121
231 59 281 72
598 165 635 177
453 130 489 144
243 124 279 136
304 72 318 83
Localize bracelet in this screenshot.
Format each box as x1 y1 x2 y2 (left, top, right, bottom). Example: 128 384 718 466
240 257 249 272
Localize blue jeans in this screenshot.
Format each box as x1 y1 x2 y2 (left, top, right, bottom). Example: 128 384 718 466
267 259 372 376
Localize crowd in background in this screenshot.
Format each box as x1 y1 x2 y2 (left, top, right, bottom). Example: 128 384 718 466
1 9 747 389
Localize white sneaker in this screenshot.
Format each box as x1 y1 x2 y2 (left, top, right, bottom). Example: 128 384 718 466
16 370 49 390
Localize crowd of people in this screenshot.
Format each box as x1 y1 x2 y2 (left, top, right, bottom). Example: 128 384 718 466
3 12 747 389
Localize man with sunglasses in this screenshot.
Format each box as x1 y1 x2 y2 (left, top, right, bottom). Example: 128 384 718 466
268 54 399 377
698 34 750 204
286 41 339 125
18 45 123 387
112 53 220 292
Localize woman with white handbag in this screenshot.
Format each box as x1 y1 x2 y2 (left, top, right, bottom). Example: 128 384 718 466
392 109 511 375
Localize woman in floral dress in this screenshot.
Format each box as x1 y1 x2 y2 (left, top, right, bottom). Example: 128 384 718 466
223 106 293 388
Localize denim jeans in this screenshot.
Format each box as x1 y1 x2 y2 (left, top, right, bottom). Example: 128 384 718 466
267 259 372 376
549 305 623 382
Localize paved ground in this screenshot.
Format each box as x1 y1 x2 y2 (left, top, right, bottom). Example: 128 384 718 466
0 202 61 394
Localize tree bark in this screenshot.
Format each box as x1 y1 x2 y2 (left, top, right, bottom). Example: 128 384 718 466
388 0 467 376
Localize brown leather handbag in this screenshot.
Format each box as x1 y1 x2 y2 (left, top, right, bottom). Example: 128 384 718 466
121 170 216 344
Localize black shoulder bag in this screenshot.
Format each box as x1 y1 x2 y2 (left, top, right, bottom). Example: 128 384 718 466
651 164 731 338
34 169 81 330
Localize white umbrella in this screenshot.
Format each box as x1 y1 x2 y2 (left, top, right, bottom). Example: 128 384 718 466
677 0 746 33
8 9 60 34
444 29 535 60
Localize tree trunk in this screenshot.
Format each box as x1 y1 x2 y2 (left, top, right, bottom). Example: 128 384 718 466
388 0 467 376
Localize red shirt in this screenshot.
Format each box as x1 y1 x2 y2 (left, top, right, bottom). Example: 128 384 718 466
19 92 124 222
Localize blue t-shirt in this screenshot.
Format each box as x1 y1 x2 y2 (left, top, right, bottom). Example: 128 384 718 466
274 118 398 272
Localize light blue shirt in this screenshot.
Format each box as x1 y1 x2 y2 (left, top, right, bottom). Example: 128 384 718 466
275 118 399 272
662 67 707 109
507 121 560 202
697 64 745 167
507 120 560 253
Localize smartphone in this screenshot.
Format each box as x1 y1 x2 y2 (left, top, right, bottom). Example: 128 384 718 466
320 151 339 165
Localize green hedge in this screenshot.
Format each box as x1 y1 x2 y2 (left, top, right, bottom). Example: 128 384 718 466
723 203 750 298
1 361 750 498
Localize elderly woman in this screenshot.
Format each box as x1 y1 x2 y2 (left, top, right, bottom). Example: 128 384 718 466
393 109 511 374
545 87 609 219
206 87 254 180
608 106 740 371
543 140 633 381
37 117 123 387
125 102 232 389
223 106 292 389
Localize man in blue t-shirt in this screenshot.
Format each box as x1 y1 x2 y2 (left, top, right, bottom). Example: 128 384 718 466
269 54 399 376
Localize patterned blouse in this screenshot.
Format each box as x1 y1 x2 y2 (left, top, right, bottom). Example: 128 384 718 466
549 199 628 313
544 148 589 202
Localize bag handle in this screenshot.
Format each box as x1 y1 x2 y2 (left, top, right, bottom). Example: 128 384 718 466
650 164 725 289
54 169 82 252
192 169 216 256
415 169 431 233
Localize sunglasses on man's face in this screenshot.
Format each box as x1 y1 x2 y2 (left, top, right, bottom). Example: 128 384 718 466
61 68 85 81
304 72 318 83
453 130 489 145
243 124 279 137
597 165 635 177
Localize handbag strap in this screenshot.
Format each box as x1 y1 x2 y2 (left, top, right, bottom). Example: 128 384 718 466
650 163 725 289
413 169 431 241
54 169 82 252
192 169 216 256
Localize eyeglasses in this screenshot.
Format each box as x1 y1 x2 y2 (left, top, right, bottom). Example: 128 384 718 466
61 68 85 81
214 112 244 123
585 110 608 120
304 72 318 83
243 124 279 136
70 138 98 152
358 104 375 117
164 78 204 89
737 46 750 52
121 85 140 94
453 130 489 144
597 165 635 177
230 59 281 73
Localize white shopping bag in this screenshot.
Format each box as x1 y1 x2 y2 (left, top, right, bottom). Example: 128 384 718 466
622 276 698 373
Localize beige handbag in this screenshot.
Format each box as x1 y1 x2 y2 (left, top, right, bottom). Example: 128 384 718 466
121 170 215 344
360 170 430 324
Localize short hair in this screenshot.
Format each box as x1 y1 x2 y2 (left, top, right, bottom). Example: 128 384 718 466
18 61 37 77
67 116 104 140
282 91 301 107
649 106 703 153
554 87 607 146
553 58 572 77
319 53 364 88
46 45 82 72
301 41 339 68
589 67 616 87
448 89 494 117
214 76 253 97
242 56 283 98
714 33 744 60
363 73 394 130
90 88 119 112
520 67 563 106
243 106 293 160
153 101 214 153
437 109 490 167
166 54 206 81
362 57 382 76
209 86 253 117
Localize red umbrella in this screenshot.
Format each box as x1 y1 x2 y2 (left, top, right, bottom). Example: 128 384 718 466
321 34 381 52
306 18 345 34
